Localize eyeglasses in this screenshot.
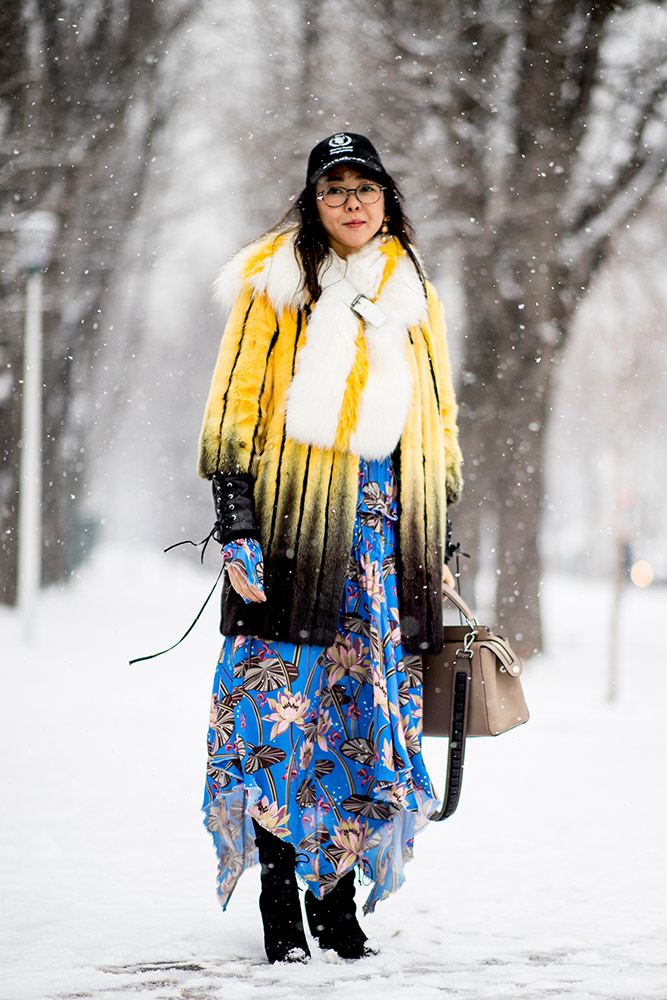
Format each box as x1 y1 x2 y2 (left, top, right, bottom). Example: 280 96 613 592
316 182 385 208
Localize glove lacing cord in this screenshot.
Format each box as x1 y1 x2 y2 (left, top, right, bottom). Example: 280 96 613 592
129 529 225 665
164 524 218 563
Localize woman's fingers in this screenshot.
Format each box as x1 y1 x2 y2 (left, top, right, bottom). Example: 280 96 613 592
245 582 267 603
227 564 251 597
228 564 260 601
227 562 267 603
442 563 456 595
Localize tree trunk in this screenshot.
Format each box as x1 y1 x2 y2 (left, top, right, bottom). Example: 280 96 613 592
494 384 548 658
455 229 562 656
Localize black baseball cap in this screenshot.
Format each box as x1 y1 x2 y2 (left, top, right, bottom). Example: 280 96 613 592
307 132 387 185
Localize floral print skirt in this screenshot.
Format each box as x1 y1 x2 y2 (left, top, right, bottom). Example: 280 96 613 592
203 456 439 914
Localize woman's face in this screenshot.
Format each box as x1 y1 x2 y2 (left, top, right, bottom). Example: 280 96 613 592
315 166 386 258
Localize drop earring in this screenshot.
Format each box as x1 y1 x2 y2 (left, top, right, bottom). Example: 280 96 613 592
380 216 390 243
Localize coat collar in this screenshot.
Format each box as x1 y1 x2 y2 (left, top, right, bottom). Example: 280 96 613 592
214 231 429 460
213 230 426 323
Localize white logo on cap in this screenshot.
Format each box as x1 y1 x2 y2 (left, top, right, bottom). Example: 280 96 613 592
329 133 353 149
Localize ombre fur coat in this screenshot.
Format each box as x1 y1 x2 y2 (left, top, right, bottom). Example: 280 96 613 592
198 231 463 654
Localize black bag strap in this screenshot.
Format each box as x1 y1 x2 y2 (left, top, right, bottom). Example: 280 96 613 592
429 647 473 822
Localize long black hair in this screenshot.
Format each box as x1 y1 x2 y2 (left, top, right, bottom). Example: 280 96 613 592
276 171 425 302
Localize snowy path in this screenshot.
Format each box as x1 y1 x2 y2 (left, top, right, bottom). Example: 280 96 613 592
1 548 666 999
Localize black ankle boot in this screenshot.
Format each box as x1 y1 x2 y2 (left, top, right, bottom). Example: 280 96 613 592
305 870 374 959
252 820 310 964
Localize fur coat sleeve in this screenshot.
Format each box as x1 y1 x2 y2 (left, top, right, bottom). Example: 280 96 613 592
197 284 277 480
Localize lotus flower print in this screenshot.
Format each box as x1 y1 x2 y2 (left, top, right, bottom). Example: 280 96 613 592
326 636 372 686
331 817 371 873
299 740 314 770
264 690 311 739
251 796 290 836
372 665 389 715
360 554 384 611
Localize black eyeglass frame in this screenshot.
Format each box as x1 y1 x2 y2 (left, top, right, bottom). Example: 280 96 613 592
315 183 386 208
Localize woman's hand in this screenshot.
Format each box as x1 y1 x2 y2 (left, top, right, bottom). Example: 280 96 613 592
223 538 267 604
227 562 267 603
442 563 456 596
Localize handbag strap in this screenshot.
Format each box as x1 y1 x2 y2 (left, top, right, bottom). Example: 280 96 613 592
428 584 475 822
429 652 472 822
442 582 478 625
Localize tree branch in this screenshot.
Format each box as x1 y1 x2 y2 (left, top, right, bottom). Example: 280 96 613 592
562 145 667 288
561 4 611 152
570 73 667 237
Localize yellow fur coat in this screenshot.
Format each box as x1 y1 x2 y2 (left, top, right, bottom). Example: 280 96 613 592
198 231 463 653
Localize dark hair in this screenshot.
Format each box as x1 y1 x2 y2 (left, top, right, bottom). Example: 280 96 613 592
277 171 425 302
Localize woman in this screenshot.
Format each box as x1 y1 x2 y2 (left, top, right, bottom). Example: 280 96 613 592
198 132 463 964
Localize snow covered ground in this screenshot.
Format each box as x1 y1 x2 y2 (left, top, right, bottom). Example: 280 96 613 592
1 547 666 1000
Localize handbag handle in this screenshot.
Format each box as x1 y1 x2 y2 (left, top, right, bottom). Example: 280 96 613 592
442 582 478 625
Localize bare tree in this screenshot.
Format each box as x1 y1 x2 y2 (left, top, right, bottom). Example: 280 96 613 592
0 0 197 601
352 0 667 655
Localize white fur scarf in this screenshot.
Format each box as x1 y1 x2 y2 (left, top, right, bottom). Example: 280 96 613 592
214 233 428 460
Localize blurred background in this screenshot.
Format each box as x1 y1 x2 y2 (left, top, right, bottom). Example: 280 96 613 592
2 0 666 663
2 7 667 995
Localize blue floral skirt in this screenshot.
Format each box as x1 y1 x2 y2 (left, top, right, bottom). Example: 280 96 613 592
203 457 439 914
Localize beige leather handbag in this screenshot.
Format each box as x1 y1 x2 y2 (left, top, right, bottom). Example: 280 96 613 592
422 583 529 820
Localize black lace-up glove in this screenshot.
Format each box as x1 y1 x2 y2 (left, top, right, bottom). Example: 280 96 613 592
211 472 260 546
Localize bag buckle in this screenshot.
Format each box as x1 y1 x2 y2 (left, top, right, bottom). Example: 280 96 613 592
456 628 477 659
